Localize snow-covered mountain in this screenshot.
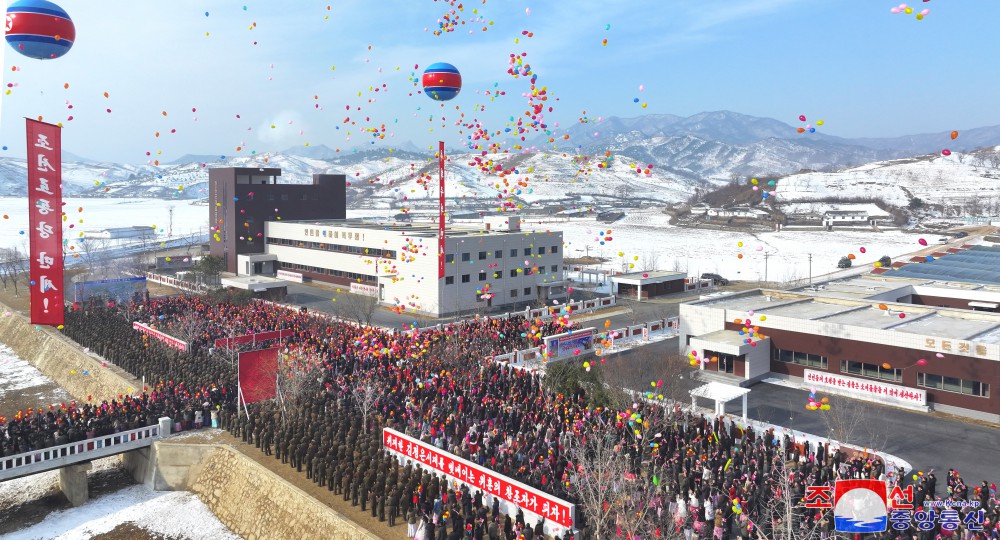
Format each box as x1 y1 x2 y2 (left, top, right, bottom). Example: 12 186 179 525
1 111 999 210
774 147 1000 208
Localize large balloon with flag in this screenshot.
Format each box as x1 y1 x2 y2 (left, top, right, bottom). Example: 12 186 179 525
5 0 75 60
421 62 462 101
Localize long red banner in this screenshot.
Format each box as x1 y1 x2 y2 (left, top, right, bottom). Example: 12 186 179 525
132 322 189 352
438 140 445 279
383 428 575 529
27 119 64 326
214 329 295 349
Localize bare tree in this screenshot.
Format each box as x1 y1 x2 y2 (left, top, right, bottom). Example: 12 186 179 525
640 251 660 272
565 419 669 540
0 246 29 297
819 395 889 455
751 459 832 540
79 237 115 280
351 374 380 433
336 291 380 326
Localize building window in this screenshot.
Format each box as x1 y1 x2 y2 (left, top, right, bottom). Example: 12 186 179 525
461 274 470 283
772 348 827 369
461 253 471 262
918 373 989 397
524 287 531 296
510 249 517 257
839 360 901 383
537 247 545 255
494 250 502 259
538 267 546 275
267 194 275 201
551 265 558 273
523 248 531 256
551 246 559 254
478 271 487 282
510 289 518 298
300 194 308 201
478 251 487 260
445 276 454 285
446 254 455 264
510 269 517 278
281 194 289 201
493 272 502 279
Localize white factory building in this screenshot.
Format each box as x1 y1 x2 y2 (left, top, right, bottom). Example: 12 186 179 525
243 215 567 316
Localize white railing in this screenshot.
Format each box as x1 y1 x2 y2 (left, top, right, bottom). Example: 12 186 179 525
145 272 212 294
0 423 162 482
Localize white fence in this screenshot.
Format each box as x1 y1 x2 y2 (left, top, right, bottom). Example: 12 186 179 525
495 316 679 371
145 272 211 294
0 423 164 482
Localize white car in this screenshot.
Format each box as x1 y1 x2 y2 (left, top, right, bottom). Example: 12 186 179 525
937 238 949 244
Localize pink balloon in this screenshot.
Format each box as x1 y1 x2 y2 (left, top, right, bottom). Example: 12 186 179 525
916 359 927 366
942 149 952 156
890 7 900 13
918 238 928 246
798 115 806 121
936 353 945 358
920 9 929 15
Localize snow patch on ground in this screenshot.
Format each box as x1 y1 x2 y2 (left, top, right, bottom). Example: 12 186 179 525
1 484 239 540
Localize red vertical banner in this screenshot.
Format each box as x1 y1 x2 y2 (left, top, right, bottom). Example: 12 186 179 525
238 347 279 403
26 119 64 327
438 140 446 279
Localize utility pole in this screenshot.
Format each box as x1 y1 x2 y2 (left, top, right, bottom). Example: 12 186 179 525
168 207 174 238
764 252 770 284
808 253 813 284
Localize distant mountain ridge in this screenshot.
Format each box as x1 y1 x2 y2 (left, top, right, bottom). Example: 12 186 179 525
0 111 998 209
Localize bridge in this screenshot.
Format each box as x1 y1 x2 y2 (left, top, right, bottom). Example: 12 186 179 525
0 419 168 506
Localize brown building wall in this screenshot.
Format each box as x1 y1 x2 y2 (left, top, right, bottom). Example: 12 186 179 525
208 168 346 274
725 322 1000 416
909 294 999 313
618 278 684 299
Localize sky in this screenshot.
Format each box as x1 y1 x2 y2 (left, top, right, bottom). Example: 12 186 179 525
1 0 999 164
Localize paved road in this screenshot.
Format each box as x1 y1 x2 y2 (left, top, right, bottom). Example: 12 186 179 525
601 342 1000 487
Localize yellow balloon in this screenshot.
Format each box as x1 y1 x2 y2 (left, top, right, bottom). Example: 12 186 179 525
904 6 913 13
816 120 825 126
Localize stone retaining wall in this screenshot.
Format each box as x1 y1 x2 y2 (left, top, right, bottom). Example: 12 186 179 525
186 444 379 540
0 302 140 404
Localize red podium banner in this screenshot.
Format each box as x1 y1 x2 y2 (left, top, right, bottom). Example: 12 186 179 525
238 347 279 404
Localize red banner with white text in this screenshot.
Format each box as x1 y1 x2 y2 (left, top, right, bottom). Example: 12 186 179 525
132 322 189 352
383 428 575 529
27 119 64 326
238 347 279 404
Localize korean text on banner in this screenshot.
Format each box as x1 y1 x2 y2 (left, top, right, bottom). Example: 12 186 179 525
383 428 575 528
27 119 64 326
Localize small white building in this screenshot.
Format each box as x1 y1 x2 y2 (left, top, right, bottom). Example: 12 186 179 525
822 210 891 227
706 205 770 219
260 217 566 316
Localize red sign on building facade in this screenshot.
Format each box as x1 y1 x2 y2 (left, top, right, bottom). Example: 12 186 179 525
26 119 65 326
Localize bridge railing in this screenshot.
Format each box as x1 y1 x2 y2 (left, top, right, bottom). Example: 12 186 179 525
0 423 162 481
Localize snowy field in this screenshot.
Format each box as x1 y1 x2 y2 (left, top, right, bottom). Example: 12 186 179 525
0 198 208 252
526 210 927 283
0 342 71 419
0 472 239 540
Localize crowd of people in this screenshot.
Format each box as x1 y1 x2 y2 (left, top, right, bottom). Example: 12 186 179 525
1 291 998 539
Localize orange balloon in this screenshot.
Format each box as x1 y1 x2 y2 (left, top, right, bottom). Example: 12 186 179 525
882 363 892 370
737 254 743 259
951 131 959 140
821 397 829 404
796 127 805 133
847 253 856 260
878 303 888 310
